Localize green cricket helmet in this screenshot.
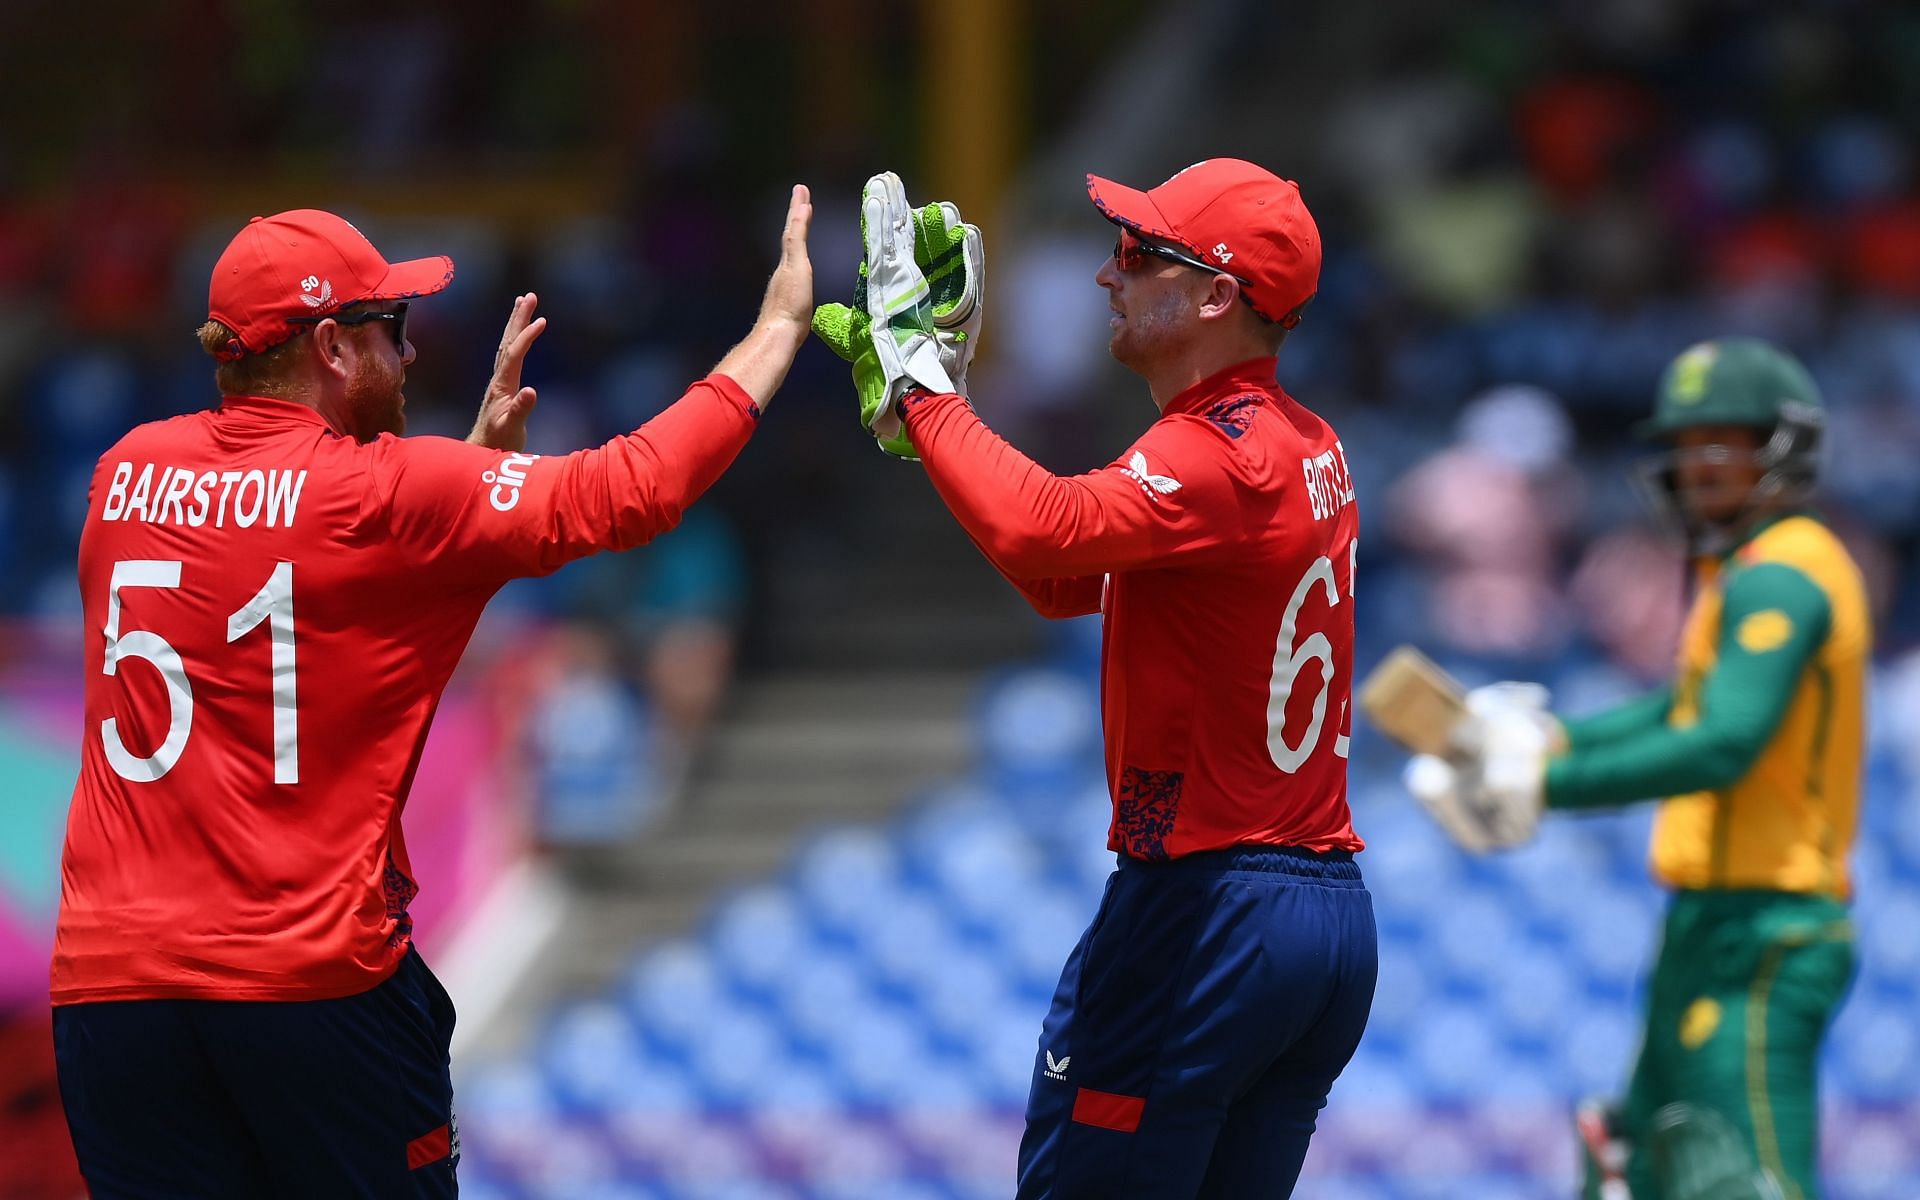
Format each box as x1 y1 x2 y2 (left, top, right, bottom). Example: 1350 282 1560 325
1637 337 1824 441
1634 338 1827 549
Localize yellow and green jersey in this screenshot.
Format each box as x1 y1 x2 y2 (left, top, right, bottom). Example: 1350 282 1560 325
1546 512 1869 898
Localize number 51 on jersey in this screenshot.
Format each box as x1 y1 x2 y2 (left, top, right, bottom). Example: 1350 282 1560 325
101 559 299 785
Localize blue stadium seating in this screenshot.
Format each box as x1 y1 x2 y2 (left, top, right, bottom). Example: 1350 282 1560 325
460 652 1920 1198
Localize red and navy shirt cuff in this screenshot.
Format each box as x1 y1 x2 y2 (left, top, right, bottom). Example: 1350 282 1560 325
705 373 764 422
899 386 968 420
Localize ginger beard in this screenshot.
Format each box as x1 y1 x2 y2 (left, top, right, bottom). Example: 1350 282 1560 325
342 335 407 442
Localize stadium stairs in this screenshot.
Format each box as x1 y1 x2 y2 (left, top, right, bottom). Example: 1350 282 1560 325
472 471 1045 1056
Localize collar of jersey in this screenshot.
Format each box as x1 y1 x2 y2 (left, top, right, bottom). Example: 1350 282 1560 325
217 394 336 429
1721 507 1820 565
1162 356 1280 417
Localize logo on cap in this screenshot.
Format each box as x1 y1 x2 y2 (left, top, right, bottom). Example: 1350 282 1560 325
298 275 336 310
1670 343 1717 405
1084 159 1321 328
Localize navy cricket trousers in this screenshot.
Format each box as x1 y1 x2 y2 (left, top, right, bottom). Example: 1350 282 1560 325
53 946 458 1199
1017 847 1377 1199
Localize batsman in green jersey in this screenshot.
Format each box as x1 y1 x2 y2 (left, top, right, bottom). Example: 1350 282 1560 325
1405 339 1867 1199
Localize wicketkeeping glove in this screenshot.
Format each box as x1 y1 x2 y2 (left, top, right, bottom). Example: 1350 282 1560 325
811 173 984 458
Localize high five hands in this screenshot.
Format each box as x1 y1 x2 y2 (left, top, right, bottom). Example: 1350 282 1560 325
812 172 986 459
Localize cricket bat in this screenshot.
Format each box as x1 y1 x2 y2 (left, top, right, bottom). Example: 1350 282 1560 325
1357 645 1467 756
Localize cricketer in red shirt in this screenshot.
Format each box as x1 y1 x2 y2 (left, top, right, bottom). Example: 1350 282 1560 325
908 172 1362 865
53 196 816 1008
865 159 1375 1199
907 358 1360 861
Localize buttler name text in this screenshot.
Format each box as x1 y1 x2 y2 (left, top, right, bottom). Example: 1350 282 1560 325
1301 443 1356 521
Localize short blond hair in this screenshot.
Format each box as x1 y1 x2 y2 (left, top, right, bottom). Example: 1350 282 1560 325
198 319 304 395
197 301 380 395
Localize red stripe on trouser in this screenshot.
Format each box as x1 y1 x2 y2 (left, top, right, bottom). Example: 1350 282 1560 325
1072 1087 1146 1133
407 1124 451 1169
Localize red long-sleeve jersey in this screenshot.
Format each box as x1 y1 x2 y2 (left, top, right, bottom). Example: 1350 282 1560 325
53 377 760 1004
904 357 1362 859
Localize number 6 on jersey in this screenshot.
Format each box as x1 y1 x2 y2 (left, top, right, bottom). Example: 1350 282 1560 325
1266 537 1356 773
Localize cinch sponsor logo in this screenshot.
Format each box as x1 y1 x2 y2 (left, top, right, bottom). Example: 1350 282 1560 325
101 462 309 530
484 452 539 512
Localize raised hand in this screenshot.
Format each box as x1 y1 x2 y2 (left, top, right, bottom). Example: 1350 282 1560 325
755 184 815 352
710 185 815 412
467 293 548 452
812 179 986 459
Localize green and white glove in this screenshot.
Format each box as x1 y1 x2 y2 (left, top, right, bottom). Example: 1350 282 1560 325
927 200 986 392
811 173 985 459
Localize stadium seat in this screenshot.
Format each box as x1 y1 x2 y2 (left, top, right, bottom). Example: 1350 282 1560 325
461 647 1920 1197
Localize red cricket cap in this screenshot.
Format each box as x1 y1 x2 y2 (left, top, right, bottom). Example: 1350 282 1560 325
1086 158 1321 327
206 209 455 360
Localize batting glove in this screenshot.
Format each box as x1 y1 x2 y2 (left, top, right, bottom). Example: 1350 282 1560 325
811 174 982 458
1404 753 1539 854
1406 682 1558 853
1459 682 1560 820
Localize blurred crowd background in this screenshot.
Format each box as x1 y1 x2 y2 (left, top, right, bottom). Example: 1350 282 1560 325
3 1 1920 1197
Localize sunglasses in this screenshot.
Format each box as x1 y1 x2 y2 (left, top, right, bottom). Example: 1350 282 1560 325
1113 227 1250 284
1112 227 1302 327
288 303 409 349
